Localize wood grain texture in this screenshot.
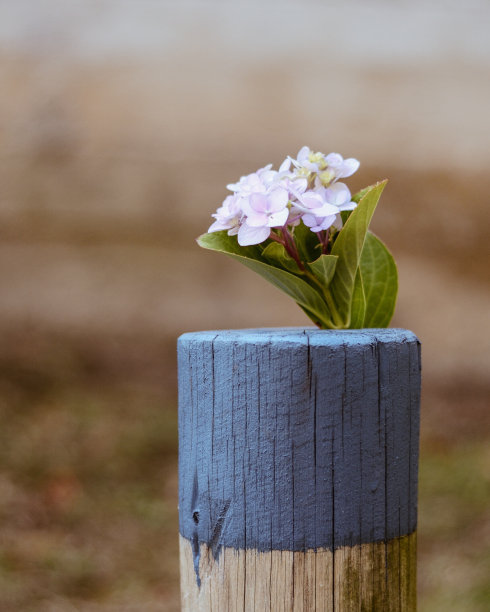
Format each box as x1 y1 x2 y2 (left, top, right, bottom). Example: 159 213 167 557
178 328 421 609
180 533 417 611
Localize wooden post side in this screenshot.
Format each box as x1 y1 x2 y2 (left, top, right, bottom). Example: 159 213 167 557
178 329 421 611
180 535 417 611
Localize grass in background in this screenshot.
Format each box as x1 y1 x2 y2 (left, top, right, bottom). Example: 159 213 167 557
0 333 179 610
0 333 488 610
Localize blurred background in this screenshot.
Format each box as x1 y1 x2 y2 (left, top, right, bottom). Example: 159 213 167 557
0 1 489 610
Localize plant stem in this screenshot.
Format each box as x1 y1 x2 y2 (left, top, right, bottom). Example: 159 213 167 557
315 229 331 255
304 269 344 329
281 228 305 271
274 227 344 328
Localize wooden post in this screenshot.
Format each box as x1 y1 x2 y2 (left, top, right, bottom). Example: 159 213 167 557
178 328 420 611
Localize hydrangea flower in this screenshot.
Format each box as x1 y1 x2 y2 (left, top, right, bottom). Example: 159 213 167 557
199 149 397 331
324 153 360 180
238 188 289 246
208 194 243 236
208 146 360 247
227 164 277 194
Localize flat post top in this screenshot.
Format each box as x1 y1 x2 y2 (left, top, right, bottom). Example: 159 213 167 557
178 327 419 347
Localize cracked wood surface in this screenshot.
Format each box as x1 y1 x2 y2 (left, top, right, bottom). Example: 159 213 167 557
180 534 417 611
178 328 420 610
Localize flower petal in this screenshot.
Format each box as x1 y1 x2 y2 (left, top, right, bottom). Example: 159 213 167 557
267 207 289 227
333 214 343 230
297 146 311 162
337 201 357 211
245 211 269 227
267 188 289 212
208 220 230 232
297 192 324 210
291 177 308 193
325 182 351 206
249 193 269 213
313 202 340 217
237 223 270 246
325 152 343 168
338 158 360 178
301 214 317 228
318 214 337 230
302 213 336 232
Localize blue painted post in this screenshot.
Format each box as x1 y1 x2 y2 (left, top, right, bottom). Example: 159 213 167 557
178 328 421 611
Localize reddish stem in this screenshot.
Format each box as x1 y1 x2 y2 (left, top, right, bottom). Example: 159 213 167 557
268 232 283 244
281 227 305 271
316 229 330 255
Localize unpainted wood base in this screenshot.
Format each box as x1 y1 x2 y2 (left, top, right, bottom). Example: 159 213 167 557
180 533 416 611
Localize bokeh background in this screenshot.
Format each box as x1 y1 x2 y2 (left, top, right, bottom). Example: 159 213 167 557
1 1 489 610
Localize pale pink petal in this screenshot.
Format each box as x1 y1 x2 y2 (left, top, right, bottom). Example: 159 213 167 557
208 220 230 233
301 214 317 228
237 224 270 246
325 152 343 168
297 146 310 162
325 182 351 206
249 193 269 214
313 202 340 217
245 211 269 227
333 214 343 230
279 158 291 173
260 170 277 185
292 178 308 193
246 175 265 192
267 188 289 212
337 201 357 211
298 192 324 210
302 213 336 232
267 207 289 227
338 158 360 178
317 214 337 230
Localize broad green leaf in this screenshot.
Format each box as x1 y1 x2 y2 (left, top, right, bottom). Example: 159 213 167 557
359 231 398 327
352 185 373 204
308 254 338 287
262 242 301 274
297 304 328 329
197 231 334 327
349 268 366 328
340 210 352 225
329 181 387 327
197 230 265 262
337 186 373 229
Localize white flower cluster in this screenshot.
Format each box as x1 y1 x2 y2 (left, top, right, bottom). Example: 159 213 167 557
208 146 360 246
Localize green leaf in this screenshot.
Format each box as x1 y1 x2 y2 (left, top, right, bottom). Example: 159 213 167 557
340 210 352 225
352 185 373 204
197 230 265 262
329 181 387 327
262 242 301 274
349 268 366 328
359 231 398 327
308 254 338 287
292 221 321 263
297 304 327 329
197 231 334 327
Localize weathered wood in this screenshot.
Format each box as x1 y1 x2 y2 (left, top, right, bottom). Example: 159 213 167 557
180 534 417 611
178 328 421 610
